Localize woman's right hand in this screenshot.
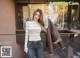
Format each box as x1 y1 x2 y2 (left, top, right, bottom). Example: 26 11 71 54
24 48 28 54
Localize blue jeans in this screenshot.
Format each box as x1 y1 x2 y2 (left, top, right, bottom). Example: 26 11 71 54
27 41 43 58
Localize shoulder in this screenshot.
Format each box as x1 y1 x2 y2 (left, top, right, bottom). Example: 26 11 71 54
25 21 30 26
26 21 35 26
26 21 31 24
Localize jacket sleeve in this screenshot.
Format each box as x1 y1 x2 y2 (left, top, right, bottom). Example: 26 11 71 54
24 21 29 49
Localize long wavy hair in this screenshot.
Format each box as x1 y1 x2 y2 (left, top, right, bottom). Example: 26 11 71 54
33 9 44 26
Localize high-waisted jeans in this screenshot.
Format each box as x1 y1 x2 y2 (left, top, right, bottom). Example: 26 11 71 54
27 41 43 58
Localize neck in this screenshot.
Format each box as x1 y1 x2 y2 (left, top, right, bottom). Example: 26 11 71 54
33 19 38 22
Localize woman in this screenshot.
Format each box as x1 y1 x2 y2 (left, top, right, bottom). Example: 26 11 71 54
24 9 47 58
24 9 64 58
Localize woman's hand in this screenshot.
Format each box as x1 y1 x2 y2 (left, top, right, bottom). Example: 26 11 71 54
53 38 62 45
53 38 65 50
41 26 47 33
24 48 28 54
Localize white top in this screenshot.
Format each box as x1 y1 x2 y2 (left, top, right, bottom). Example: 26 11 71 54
24 19 48 48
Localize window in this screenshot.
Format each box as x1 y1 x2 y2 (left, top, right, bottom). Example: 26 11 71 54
15 2 80 30
15 3 48 30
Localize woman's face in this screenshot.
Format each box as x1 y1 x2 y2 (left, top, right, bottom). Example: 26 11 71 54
33 12 40 21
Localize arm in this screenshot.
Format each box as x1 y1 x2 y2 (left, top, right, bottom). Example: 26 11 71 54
42 18 48 32
24 21 29 53
44 17 48 29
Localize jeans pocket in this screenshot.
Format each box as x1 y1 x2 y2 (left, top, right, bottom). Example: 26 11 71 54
27 42 32 47
39 42 43 48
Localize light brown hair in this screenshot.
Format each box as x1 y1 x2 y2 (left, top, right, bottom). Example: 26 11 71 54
33 9 44 26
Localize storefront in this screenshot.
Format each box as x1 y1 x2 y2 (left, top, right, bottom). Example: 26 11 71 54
0 0 80 58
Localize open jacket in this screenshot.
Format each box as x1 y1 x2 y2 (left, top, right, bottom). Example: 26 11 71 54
45 19 64 54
